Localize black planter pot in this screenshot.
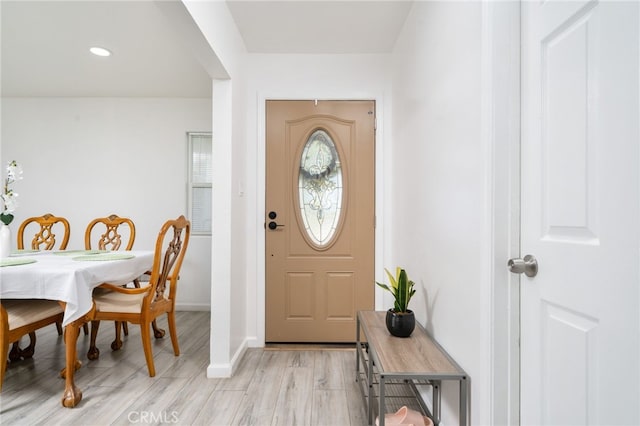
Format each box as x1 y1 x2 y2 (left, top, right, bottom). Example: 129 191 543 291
385 309 415 338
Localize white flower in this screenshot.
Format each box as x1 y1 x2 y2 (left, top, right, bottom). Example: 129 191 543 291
1 161 23 225
1 191 18 213
6 161 23 184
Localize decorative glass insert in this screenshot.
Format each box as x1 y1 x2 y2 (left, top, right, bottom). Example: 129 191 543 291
298 129 343 246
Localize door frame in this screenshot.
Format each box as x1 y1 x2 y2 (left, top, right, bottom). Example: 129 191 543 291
254 93 387 347
484 1 521 424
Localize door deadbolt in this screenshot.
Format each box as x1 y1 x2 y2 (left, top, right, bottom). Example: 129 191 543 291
268 221 284 230
508 254 538 277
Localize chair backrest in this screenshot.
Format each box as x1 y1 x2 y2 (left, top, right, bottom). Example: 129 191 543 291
84 214 136 251
144 216 190 307
17 213 70 250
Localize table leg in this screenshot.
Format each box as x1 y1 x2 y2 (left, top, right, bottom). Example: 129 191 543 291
459 377 468 426
61 321 82 408
379 375 386 426
355 317 360 383
432 380 442 425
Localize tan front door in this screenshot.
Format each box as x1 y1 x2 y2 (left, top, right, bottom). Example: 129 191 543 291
265 100 375 342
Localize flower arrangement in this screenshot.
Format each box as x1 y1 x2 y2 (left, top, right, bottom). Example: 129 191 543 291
1 160 23 226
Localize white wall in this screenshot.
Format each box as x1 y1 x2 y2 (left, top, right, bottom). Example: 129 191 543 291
390 2 493 425
182 0 251 376
0 97 212 310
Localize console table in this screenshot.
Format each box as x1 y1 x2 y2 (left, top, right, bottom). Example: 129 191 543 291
355 311 469 426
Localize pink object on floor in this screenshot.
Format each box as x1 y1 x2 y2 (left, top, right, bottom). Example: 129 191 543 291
374 406 434 426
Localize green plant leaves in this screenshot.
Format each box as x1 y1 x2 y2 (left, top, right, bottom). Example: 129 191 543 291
375 267 415 313
0 213 13 226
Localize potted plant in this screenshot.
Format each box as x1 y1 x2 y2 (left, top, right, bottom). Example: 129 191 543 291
376 267 416 337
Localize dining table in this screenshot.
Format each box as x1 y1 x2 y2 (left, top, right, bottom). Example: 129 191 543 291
0 249 154 407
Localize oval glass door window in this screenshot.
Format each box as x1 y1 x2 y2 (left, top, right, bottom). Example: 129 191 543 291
298 129 343 247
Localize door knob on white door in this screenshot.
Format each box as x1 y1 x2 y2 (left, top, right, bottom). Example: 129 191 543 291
508 254 538 277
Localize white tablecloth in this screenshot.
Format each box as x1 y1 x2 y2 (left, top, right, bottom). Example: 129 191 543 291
0 250 154 326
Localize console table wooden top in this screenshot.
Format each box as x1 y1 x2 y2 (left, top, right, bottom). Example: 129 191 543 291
358 310 466 379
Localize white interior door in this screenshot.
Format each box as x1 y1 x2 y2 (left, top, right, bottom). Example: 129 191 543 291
520 1 639 424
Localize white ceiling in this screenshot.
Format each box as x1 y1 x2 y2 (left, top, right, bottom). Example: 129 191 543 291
227 0 412 54
0 1 412 98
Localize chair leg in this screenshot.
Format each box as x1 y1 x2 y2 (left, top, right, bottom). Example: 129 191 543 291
152 320 165 339
9 341 21 362
167 312 180 356
140 321 156 377
20 332 36 359
1 335 9 391
111 321 123 351
122 279 139 338
56 320 63 335
87 320 100 360
82 323 89 335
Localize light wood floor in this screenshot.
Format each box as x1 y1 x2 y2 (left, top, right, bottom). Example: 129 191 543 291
0 311 369 425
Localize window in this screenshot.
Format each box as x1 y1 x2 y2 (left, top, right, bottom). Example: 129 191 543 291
187 132 212 235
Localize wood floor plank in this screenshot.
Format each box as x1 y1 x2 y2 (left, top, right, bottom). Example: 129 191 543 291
163 373 222 424
312 389 351 426
314 350 345 390
36 384 145 425
108 377 191 425
217 348 263 391
340 348 369 425
287 350 315 368
230 350 289 425
1 386 60 425
271 366 314 426
191 389 246 425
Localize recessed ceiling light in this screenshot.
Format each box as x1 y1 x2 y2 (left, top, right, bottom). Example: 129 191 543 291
89 46 112 57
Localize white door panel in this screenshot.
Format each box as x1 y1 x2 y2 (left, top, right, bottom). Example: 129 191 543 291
520 1 639 424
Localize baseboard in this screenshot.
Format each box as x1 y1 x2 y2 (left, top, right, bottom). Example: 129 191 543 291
206 338 249 378
206 363 232 378
175 303 210 311
246 336 262 348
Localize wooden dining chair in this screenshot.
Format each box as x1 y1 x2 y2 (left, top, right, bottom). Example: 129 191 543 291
84 214 138 355
84 214 135 251
1 299 64 389
17 213 70 251
87 216 190 376
12 213 75 360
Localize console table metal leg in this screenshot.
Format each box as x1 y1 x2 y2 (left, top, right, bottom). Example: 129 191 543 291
432 380 442 425
379 375 386 426
459 377 468 426
356 317 360 383
368 347 374 425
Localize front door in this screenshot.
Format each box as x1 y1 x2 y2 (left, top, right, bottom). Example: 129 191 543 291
520 1 639 424
265 100 375 342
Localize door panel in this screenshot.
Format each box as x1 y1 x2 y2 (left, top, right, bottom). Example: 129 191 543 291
521 1 639 424
265 100 375 342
